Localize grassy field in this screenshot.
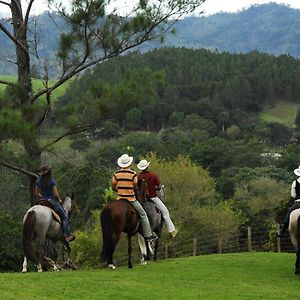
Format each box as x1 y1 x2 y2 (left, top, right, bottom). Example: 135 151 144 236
259 101 299 126
0 74 70 102
1 252 299 300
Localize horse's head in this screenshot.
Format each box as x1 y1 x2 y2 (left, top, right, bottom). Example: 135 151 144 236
137 179 148 204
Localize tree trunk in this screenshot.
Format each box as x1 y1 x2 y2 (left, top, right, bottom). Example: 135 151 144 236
11 1 32 103
11 1 38 205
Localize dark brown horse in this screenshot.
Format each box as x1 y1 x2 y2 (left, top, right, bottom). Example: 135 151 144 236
100 179 163 269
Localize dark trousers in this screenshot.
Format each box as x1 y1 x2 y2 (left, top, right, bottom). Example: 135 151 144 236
283 202 300 226
48 198 71 237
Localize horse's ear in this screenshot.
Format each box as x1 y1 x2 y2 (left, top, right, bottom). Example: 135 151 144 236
70 193 75 201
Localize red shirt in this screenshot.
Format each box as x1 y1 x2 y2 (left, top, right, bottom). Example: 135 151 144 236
138 171 160 198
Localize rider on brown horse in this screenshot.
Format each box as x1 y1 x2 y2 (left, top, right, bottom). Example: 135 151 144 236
35 164 75 243
111 154 158 242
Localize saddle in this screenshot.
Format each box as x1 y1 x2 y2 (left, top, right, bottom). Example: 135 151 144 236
35 199 61 223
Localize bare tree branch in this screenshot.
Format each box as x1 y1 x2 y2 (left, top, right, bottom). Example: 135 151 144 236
35 92 51 127
38 123 97 154
0 160 38 179
0 23 29 54
0 55 17 64
0 79 15 86
24 0 34 27
0 1 10 7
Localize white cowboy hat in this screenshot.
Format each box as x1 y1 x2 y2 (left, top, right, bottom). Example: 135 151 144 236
137 159 150 171
117 154 133 168
294 166 300 176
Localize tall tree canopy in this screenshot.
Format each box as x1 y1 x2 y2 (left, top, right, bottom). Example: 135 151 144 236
0 0 206 203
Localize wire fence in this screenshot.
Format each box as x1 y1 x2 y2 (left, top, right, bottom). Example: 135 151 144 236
112 225 296 267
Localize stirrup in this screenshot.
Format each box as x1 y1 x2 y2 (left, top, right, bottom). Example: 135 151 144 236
145 235 158 242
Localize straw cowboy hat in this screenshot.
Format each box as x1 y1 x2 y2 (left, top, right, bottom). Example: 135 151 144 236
38 164 52 176
137 159 150 171
294 166 300 176
117 154 133 168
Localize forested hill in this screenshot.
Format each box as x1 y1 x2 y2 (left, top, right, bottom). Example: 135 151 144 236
1 3 300 75
58 47 300 141
163 3 300 57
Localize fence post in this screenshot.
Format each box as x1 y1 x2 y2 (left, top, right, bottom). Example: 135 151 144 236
247 226 252 252
218 238 222 254
193 238 197 256
277 237 281 253
165 244 169 259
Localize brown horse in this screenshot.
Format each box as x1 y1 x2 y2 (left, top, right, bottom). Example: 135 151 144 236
100 179 163 269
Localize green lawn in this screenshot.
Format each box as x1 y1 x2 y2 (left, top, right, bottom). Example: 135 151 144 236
1 252 299 299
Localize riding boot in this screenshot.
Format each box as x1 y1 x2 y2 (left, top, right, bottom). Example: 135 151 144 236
65 234 76 243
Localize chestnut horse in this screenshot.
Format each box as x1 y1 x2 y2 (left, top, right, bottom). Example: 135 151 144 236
22 196 74 272
100 179 163 269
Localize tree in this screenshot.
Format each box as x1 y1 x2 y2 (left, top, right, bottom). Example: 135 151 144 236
0 211 23 271
233 177 289 227
0 0 206 204
143 153 216 208
295 107 300 130
267 122 293 147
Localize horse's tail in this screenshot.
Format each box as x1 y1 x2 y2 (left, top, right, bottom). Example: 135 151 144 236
22 210 38 263
100 207 115 263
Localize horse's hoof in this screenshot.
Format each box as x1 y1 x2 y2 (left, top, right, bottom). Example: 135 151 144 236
108 264 116 270
21 269 27 273
128 265 133 269
295 269 300 275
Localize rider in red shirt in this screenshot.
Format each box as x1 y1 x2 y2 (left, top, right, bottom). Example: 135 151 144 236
137 159 178 238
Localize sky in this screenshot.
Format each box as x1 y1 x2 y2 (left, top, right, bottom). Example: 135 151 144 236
1 0 300 17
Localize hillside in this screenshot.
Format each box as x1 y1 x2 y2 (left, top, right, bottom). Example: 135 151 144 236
163 3 300 57
1 3 300 76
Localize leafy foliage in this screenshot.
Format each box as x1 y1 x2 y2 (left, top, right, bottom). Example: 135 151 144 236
0 212 23 271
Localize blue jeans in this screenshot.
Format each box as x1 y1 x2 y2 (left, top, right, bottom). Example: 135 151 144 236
48 198 71 237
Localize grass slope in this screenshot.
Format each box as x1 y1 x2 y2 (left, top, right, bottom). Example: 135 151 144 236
0 75 70 102
260 101 299 126
0 252 299 300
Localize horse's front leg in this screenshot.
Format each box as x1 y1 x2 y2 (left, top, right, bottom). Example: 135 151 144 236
61 242 77 270
153 239 159 261
128 234 133 269
295 250 300 274
22 257 28 273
